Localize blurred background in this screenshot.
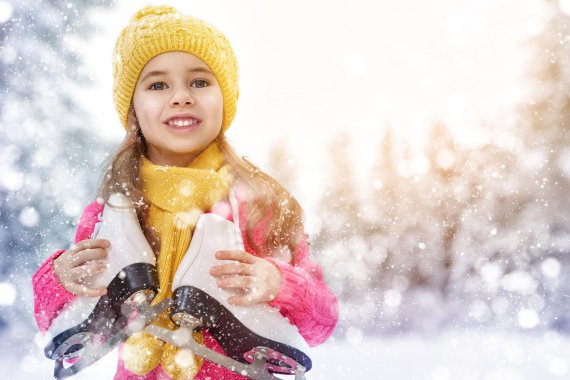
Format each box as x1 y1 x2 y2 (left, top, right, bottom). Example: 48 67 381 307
1 0 569 379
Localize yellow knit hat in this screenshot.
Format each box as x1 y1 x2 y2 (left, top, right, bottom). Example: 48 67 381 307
113 5 239 132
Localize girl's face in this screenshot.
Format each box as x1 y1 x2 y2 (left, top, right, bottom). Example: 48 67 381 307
133 51 223 167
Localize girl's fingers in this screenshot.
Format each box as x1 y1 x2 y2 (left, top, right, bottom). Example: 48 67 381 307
216 275 256 290
211 250 282 305
70 262 107 281
69 239 110 255
228 293 260 306
215 250 257 264
71 248 108 267
210 262 251 277
54 241 110 297
59 262 108 297
66 283 108 297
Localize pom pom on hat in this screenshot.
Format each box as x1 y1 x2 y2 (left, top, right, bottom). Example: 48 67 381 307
113 5 239 132
131 5 177 21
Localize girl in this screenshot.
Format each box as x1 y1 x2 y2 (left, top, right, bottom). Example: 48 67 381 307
32 5 338 380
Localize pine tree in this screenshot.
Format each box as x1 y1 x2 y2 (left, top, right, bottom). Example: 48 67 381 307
0 0 114 360
511 0 570 331
312 132 376 333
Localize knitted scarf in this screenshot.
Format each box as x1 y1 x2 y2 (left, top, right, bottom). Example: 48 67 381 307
123 142 231 379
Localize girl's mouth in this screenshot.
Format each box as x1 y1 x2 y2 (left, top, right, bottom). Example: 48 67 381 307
167 118 200 127
164 116 202 132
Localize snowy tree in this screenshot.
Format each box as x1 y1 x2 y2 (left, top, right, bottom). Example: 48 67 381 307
0 0 114 360
361 124 468 332
444 0 570 331
311 0 570 336
311 132 385 334
505 0 570 331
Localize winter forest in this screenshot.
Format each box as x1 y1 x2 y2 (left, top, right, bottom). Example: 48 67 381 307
1 0 570 379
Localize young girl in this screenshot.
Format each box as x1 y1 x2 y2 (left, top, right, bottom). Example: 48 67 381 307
32 5 338 380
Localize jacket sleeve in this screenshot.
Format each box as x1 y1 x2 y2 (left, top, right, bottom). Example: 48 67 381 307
265 238 339 347
32 200 105 332
233 191 338 347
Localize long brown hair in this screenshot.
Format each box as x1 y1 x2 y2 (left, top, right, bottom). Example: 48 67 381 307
98 107 305 262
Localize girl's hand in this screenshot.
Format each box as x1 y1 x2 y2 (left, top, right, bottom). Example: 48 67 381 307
53 239 110 297
209 250 282 306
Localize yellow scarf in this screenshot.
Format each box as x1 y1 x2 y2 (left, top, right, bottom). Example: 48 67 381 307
123 142 231 379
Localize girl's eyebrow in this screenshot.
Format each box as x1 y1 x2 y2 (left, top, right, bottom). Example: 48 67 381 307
140 67 213 83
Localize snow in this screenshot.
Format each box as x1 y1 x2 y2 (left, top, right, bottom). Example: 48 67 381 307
518 309 540 329
0 282 17 305
0 0 12 23
308 331 570 379
18 206 40 228
0 166 24 192
6 331 570 379
542 258 561 278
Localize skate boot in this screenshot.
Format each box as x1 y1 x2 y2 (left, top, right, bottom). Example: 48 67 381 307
146 212 312 380
44 193 171 379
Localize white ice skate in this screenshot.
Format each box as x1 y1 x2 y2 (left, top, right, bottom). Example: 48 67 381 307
44 193 171 379
145 197 312 380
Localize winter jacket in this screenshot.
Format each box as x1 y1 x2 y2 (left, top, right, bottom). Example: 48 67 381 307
32 189 338 379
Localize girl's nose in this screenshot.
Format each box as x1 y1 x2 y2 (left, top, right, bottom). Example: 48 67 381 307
170 88 194 106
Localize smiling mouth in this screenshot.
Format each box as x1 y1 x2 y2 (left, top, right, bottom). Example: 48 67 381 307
167 118 200 127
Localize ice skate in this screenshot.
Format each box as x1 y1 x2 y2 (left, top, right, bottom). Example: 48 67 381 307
44 193 170 379
146 209 312 380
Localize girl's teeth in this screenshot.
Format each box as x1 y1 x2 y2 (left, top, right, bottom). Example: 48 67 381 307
169 119 197 127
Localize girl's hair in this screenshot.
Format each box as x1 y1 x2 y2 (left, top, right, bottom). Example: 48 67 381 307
99 107 305 262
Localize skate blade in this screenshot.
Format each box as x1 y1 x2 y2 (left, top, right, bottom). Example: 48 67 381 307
145 324 307 380
46 263 159 358
51 331 118 379
244 347 305 375
50 298 172 379
171 286 312 372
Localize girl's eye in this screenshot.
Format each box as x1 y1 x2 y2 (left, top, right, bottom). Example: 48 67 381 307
192 79 208 88
149 82 168 90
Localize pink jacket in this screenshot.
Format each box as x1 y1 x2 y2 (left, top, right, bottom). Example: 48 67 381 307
32 193 338 379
